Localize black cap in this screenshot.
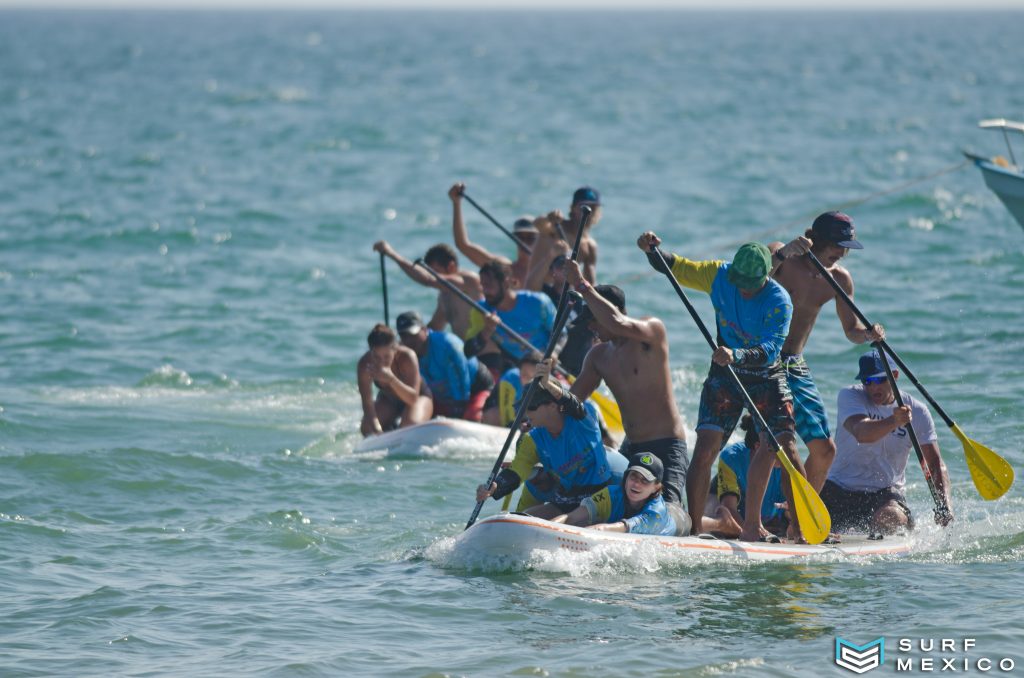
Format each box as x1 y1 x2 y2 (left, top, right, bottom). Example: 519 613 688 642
575 284 626 324
395 311 424 336
515 387 559 412
572 186 601 206
625 452 664 483
811 211 863 249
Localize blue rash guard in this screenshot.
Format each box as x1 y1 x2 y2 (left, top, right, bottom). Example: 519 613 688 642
465 290 558 362
496 401 611 503
716 441 787 522
581 484 677 536
418 329 474 405
663 256 792 376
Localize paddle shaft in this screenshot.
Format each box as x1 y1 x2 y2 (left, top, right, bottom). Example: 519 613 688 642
412 258 575 381
379 251 390 326
876 341 953 523
805 251 957 429
465 206 592 530
460 191 533 255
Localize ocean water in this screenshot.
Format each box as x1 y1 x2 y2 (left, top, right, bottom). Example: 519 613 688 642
1 9 1023 677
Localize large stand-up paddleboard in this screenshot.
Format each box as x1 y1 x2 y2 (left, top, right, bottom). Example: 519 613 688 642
354 418 517 456
457 513 912 562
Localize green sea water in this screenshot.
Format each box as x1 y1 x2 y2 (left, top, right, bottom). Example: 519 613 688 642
1 9 1023 677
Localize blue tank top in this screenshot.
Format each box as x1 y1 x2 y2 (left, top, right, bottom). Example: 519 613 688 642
419 329 473 403
717 441 787 522
527 401 610 493
585 484 677 536
480 290 558 361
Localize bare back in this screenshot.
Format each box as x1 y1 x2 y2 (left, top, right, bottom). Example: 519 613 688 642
584 321 685 443
437 270 482 339
771 253 854 355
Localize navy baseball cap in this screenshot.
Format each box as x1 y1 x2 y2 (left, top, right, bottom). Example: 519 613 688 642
572 186 601 206
812 212 863 249
855 349 897 381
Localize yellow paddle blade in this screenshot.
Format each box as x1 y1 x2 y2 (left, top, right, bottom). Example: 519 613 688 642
951 424 1014 500
775 447 831 545
566 375 625 436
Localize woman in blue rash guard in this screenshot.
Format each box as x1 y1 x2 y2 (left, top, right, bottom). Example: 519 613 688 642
551 452 690 536
475 362 612 519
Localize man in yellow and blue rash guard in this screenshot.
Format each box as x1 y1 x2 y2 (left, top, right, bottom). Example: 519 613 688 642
475 374 612 519
638 232 808 543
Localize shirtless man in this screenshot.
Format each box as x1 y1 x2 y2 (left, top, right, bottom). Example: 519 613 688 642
768 211 885 491
549 259 689 507
523 186 601 291
449 182 535 286
357 323 433 436
372 240 482 339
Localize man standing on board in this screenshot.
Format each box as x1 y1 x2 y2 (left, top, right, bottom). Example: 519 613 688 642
449 182 535 286
523 186 602 290
639 233 807 542
547 260 689 508
767 211 885 491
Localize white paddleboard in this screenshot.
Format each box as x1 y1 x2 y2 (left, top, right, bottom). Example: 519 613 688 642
354 418 516 456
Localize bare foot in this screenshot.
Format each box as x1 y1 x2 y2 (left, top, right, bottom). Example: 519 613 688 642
738 527 762 542
786 525 808 544
714 506 742 537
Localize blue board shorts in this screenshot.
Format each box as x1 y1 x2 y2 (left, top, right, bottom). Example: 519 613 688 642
781 353 831 443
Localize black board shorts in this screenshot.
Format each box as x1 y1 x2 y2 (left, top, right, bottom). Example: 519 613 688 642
821 479 914 532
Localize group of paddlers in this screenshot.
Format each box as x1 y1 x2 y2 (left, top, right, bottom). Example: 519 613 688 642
359 183 958 543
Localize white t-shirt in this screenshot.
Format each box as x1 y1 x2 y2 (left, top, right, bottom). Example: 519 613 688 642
829 385 938 492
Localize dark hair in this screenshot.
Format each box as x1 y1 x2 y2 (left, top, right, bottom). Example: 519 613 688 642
739 413 759 450
479 258 513 286
367 323 396 348
424 243 458 269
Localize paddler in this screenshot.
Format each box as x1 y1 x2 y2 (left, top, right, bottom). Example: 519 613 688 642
639 233 805 542
372 240 482 340
822 349 953 534
395 311 493 423
357 323 433 436
767 211 885 491
475 362 613 518
522 186 602 290
551 261 690 510
463 258 560 378
449 182 535 286
550 452 690 536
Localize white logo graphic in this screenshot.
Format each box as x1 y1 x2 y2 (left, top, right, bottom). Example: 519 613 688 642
835 637 885 674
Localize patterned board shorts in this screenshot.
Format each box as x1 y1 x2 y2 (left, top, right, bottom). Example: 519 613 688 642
782 353 831 443
696 366 795 442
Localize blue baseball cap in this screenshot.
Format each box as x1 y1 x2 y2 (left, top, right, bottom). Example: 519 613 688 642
572 186 601 206
855 349 897 381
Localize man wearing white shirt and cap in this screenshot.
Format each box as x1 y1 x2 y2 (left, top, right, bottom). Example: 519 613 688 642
822 349 954 534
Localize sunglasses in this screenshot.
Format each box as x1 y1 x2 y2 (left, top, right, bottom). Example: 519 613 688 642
861 376 888 385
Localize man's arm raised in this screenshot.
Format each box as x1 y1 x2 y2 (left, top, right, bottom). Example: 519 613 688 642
450 182 494 269
565 259 663 344
373 240 439 289
832 267 886 344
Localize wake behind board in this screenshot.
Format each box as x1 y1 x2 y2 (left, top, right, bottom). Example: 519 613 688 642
354 418 517 456
457 513 912 562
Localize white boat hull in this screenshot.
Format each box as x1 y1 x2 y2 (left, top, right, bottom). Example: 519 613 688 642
457 513 912 562
354 418 516 456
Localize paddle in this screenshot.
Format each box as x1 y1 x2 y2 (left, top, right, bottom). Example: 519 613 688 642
465 207 592 530
379 251 390 326
805 251 1014 500
460 190 534 255
876 344 954 525
650 246 831 545
412 258 625 436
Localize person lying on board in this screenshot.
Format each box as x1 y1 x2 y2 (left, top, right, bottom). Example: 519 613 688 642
522 186 602 291
357 323 432 436
449 182 535 288
395 311 493 423
550 452 690 536
556 260 689 511
481 354 539 427
640 233 806 543
822 350 953 534
373 240 482 340
463 258 560 378
702 414 789 541
767 211 885 493
475 366 613 519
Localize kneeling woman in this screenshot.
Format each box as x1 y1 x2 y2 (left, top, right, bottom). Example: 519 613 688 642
357 323 433 437
476 364 612 519
552 452 689 536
